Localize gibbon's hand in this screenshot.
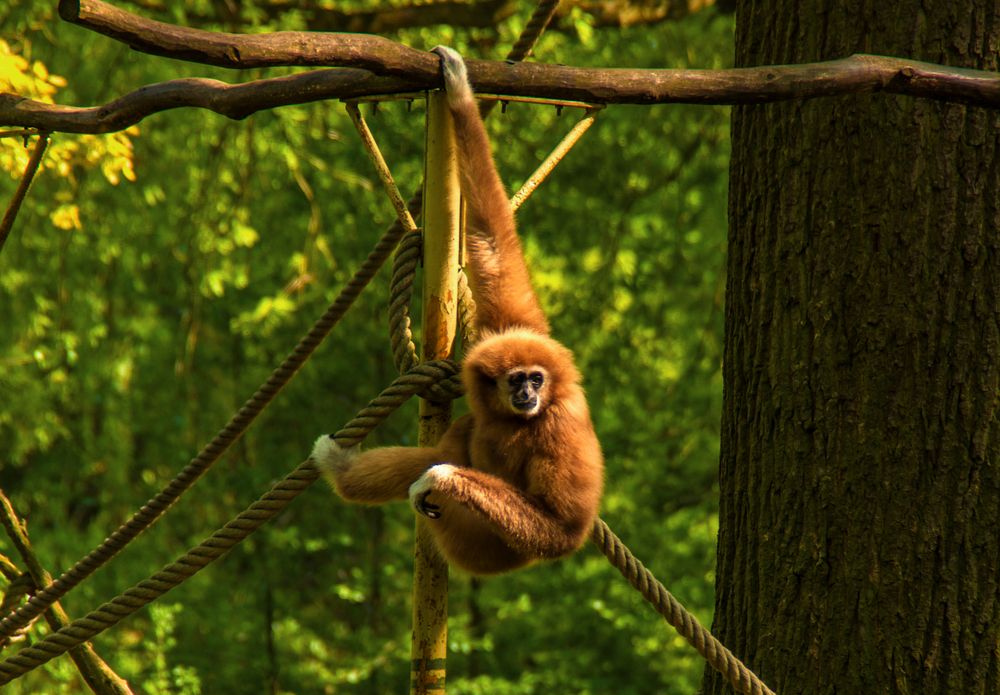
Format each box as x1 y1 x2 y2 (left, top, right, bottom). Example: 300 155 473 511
310 435 359 477
431 45 471 104
408 463 458 519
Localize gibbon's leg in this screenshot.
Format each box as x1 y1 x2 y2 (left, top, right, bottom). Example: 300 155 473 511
419 497 530 574
410 463 586 559
431 45 549 336
312 437 441 504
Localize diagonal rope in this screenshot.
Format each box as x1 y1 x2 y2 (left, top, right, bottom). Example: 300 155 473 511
0 197 422 642
591 519 776 695
506 0 561 62
0 359 463 685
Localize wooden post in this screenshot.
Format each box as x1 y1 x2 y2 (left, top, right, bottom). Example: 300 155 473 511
410 89 459 695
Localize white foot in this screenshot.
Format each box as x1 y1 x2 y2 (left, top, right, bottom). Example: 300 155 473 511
408 463 458 519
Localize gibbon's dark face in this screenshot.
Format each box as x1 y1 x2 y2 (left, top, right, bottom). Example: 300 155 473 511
499 366 548 418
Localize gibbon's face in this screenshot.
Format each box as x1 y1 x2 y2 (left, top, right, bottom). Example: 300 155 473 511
497 366 548 418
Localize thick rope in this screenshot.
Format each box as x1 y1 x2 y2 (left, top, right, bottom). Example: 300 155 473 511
389 231 422 373
334 360 463 443
0 197 422 641
506 0 561 62
0 461 318 684
0 360 462 684
591 519 776 695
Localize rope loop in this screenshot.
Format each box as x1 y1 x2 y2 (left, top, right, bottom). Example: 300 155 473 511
389 230 422 373
332 359 463 447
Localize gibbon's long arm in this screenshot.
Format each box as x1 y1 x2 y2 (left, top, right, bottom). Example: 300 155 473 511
434 46 550 336
409 463 588 558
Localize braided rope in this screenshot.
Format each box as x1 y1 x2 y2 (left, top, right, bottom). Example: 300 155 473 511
591 518 775 695
506 0 561 62
333 360 463 444
0 204 420 641
389 231 422 373
0 360 464 684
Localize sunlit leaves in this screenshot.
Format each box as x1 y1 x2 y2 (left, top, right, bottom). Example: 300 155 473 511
0 39 64 100
48 203 81 230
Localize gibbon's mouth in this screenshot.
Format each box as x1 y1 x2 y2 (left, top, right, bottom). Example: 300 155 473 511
511 396 538 412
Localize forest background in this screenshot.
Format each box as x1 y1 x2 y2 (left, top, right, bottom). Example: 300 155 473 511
0 1 733 692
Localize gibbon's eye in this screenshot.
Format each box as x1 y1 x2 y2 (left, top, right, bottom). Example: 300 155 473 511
529 372 544 388
508 372 527 387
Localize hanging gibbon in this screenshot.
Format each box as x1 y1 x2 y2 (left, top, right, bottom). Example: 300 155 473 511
312 46 604 575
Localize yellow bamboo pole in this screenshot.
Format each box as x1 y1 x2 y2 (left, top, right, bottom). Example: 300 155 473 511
410 89 459 695
509 107 601 212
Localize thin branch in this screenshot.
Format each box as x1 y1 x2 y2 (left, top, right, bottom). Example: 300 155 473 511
0 490 132 694
3 54 1000 136
58 0 441 78
0 71 419 133
0 132 49 254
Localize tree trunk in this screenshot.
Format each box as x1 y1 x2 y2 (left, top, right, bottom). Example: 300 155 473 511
706 2 1000 693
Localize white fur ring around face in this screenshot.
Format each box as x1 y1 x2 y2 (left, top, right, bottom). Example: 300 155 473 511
409 463 458 519
311 435 358 476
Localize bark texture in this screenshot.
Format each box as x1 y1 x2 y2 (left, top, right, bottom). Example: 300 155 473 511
707 2 1000 693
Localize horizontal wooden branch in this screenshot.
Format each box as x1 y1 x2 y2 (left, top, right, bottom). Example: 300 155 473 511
56 0 1000 106
3 54 1000 135
1 0 998 134
0 70 420 134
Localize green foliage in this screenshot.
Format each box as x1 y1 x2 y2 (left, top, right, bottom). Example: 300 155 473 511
0 4 732 693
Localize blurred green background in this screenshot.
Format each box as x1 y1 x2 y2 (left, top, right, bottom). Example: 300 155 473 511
0 2 732 692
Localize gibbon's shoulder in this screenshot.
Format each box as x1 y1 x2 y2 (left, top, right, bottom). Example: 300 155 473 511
464 328 581 385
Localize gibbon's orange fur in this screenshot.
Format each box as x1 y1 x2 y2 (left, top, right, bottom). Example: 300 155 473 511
312 46 603 575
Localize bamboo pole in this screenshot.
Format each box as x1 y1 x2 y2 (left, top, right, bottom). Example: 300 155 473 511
410 89 459 695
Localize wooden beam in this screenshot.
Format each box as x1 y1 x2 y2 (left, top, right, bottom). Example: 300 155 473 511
410 89 460 695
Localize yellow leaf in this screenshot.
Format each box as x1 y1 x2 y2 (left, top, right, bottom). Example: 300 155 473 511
50 205 82 231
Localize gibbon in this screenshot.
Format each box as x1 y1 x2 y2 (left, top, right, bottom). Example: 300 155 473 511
312 46 604 575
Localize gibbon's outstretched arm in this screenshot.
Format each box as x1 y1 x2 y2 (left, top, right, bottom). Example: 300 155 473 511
433 46 550 336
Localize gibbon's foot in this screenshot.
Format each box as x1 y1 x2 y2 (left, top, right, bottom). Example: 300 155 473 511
431 46 471 104
311 435 359 479
408 463 458 519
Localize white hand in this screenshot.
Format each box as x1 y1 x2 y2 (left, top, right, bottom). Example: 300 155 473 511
310 436 359 477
